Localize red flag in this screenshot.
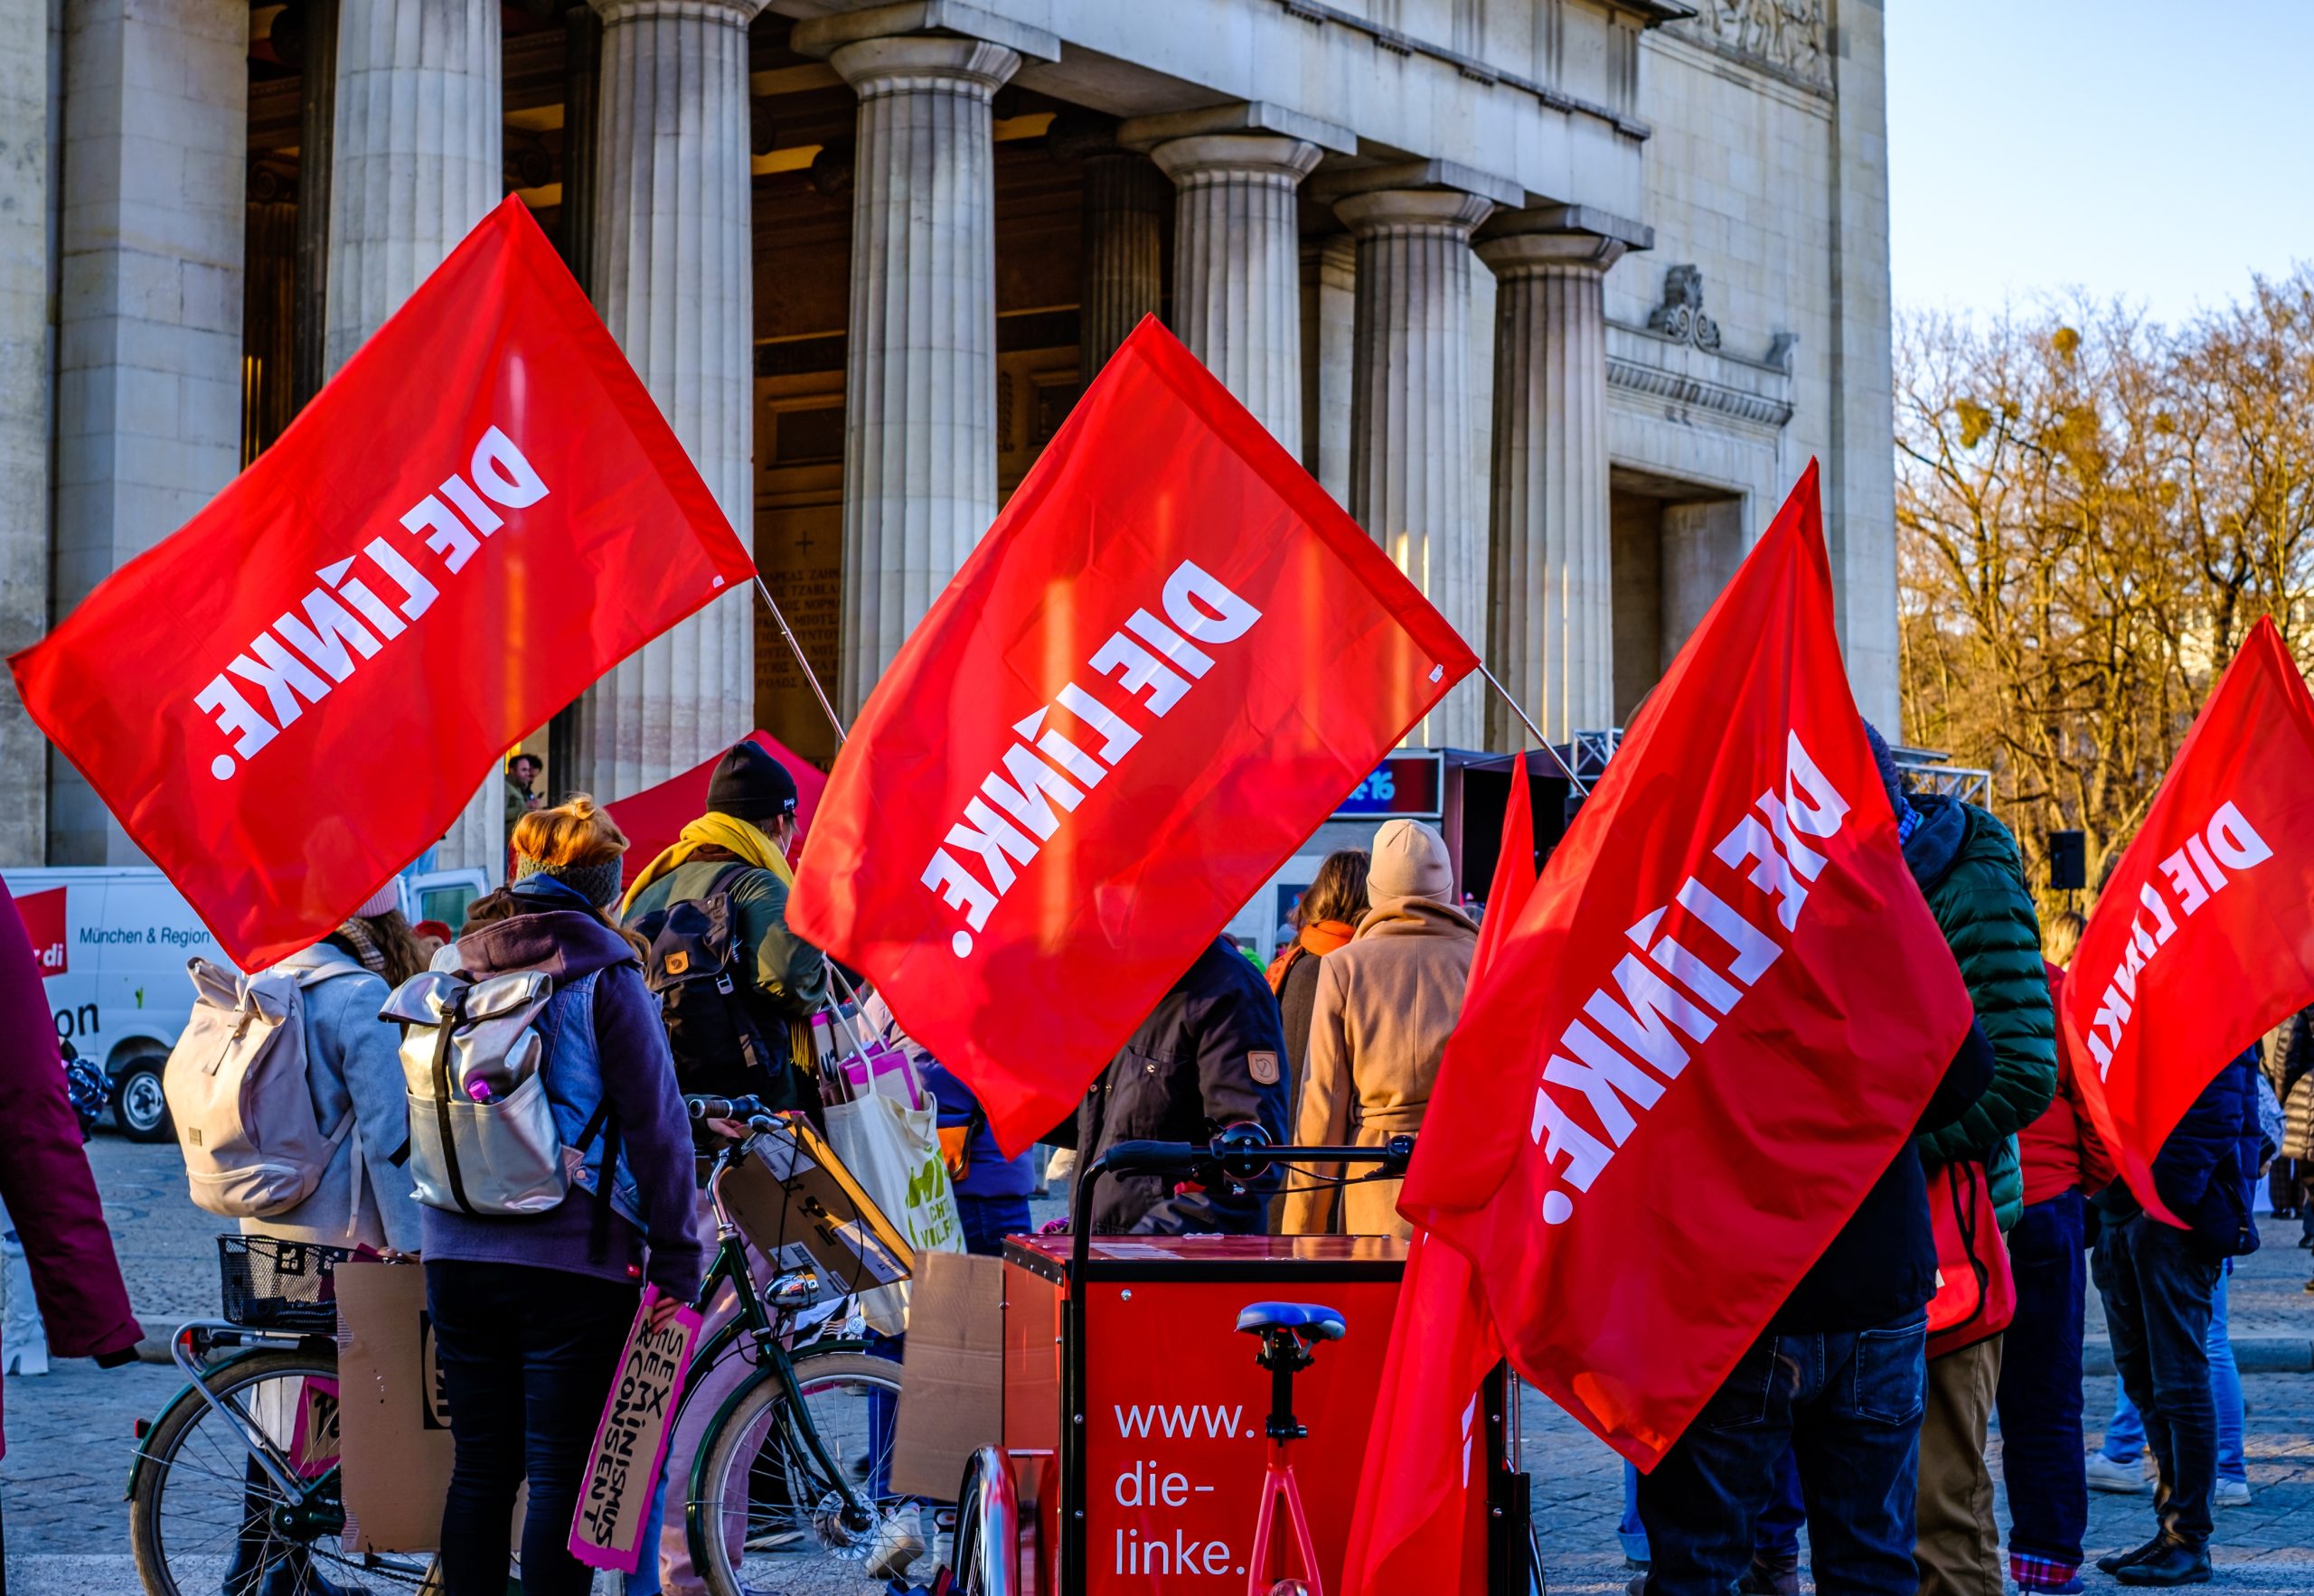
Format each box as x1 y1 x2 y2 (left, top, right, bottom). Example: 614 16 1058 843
1402 464 1973 1468
1340 755 1534 1596
10 198 755 970
788 316 1476 1155
603 730 827 871
2063 615 2314 1224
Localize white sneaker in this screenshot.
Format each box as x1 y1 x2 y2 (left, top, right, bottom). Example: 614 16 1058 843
864 1506 926 1581
2215 1478 2253 1507
2085 1452 2151 1494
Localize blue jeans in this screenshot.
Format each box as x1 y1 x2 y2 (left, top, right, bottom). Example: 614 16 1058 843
1635 1311 1927 1595
957 1194 1032 1258
2093 1213 2222 1546
2102 1259 2243 1483
1995 1191 2088 1571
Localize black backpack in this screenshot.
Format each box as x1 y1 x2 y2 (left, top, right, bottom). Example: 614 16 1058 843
630 863 785 1102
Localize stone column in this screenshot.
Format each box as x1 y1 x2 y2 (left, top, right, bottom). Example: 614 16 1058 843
1339 189 1493 749
50 0 249 864
323 0 503 875
559 0 762 801
1049 114 1164 382
1299 233 1355 505
1152 135 1319 446
0 0 51 864
825 35 1020 716
1479 219 1626 745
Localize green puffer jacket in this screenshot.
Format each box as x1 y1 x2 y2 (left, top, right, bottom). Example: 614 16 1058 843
1905 795 2057 1230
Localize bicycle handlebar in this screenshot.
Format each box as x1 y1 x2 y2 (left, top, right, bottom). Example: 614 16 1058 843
683 1094 782 1137
1093 1130 1416 1181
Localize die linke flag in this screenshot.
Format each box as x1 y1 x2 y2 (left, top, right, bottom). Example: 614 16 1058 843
788 315 1477 1156
9 196 756 970
1399 463 1975 1469
1341 755 1534 1596
2064 615 2314 1225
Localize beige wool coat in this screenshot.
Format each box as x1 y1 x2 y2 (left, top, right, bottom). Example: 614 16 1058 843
1280 895 1479 1238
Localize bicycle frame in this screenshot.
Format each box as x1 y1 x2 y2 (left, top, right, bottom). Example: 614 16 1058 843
675 1137 886 1570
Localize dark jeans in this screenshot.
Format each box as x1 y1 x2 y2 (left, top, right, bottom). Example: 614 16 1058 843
425 1261 640 1596
1995 1191 2087 1571
1637 1311 1927 1596
957 1194 1032 1258
2093 1211 2221 1548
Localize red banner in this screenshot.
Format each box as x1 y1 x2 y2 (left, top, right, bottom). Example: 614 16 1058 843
788 316 1476 1156
603 730 827 871
1401 463 1973 1468
11 198 755 970
1341 755 1533 1596
2064 616 2314 1223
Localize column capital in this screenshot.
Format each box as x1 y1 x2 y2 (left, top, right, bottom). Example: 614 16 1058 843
589 0 768 24
1475 203 1653 277
1150 134 1322 186
1332 187 1494 239
826 34 1021 98
790 0 1058 64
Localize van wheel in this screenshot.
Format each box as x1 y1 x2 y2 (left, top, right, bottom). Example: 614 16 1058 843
115 1059 172 1142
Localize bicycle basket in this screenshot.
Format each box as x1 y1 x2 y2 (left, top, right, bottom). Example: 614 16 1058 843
217 1235 353 1331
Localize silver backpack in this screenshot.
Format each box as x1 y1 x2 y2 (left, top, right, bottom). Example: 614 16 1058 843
381 969 569 1216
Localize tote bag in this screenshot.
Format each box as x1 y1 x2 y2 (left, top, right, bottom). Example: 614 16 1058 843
1925 1159 2016 1359
823 1092 964 1335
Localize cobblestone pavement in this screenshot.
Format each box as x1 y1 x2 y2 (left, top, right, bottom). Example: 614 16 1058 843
9 1145 2314 1591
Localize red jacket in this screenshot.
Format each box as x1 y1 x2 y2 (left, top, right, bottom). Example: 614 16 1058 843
2021 962 2116 1207
0 879 141 1455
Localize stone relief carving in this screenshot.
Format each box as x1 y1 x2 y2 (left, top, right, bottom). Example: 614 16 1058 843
1648 266 1722 352
1684 0 1829 86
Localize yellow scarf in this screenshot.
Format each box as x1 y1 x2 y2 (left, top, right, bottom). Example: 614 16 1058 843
618 812 794 916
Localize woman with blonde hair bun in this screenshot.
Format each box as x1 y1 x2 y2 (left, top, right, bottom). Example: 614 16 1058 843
420 796 702 1596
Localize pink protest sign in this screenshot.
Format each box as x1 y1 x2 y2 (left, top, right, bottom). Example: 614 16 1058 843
569 1287 705 1573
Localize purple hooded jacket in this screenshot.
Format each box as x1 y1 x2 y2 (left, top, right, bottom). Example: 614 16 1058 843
418 883 703 1301
0 879 142 1456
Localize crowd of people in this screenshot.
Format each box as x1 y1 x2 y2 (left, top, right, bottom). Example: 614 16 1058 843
0 728 2293 1595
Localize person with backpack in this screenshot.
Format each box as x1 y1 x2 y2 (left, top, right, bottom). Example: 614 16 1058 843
411 798 703 1596
620 740 829 1113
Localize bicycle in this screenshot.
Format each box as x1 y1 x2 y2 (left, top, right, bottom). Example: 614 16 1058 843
128 1099 921 1596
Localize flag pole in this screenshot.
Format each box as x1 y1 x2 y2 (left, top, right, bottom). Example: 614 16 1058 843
750 575 849 747
1474 661 1589 796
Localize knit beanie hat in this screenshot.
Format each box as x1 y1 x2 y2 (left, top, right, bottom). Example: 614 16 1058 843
707 740 798 824
1369 818 1453 905
513 851 624 909
350 878 400 918
1862 721 1905 817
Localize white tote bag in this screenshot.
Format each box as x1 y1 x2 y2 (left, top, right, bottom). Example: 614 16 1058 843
822 1093 964 1335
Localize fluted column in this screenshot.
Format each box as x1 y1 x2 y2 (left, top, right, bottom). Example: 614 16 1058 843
327 0 502 873
561 0 762 801
830 35 1020 717
1478 221 1625 746
1340 189 1493 748
1152 135 1319 445
1049 115 1164 381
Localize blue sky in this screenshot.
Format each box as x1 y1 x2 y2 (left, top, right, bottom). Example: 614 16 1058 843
1884 0 2312 327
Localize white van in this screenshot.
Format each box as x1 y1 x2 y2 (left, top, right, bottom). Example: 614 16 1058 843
3 864 486 1141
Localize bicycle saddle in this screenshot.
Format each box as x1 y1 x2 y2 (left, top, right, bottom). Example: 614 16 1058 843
1235 1301 1347 1340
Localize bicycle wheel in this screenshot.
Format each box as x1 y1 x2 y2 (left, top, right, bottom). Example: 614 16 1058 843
947 1446 1019 1596
129 1347 432 1596
690 1347 916 1596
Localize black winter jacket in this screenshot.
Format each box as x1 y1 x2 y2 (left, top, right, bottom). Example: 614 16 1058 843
2094 1049 2262 1260
1051 938 1291 1235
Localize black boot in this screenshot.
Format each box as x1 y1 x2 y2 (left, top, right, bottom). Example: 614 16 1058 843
2115 1539 2212 1586
2097 1534 2170 1575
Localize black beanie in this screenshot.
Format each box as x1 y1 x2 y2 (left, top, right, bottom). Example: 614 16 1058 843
1861 721 1905 817
707 741 798 822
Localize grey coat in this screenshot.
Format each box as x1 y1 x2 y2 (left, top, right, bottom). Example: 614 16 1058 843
238 943 421 1253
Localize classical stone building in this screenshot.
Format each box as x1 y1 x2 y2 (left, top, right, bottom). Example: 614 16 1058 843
0 0 1893 869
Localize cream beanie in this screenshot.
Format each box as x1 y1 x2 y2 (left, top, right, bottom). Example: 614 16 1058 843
349 878 400 918
1369 819 1453 905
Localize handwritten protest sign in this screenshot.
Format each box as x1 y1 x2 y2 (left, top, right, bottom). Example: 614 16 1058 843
569 1288 705 1573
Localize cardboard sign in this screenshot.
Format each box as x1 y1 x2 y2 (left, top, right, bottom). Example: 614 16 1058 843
569 1288 705 1573
334 1260 453 1553
889 1251 1006 1498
